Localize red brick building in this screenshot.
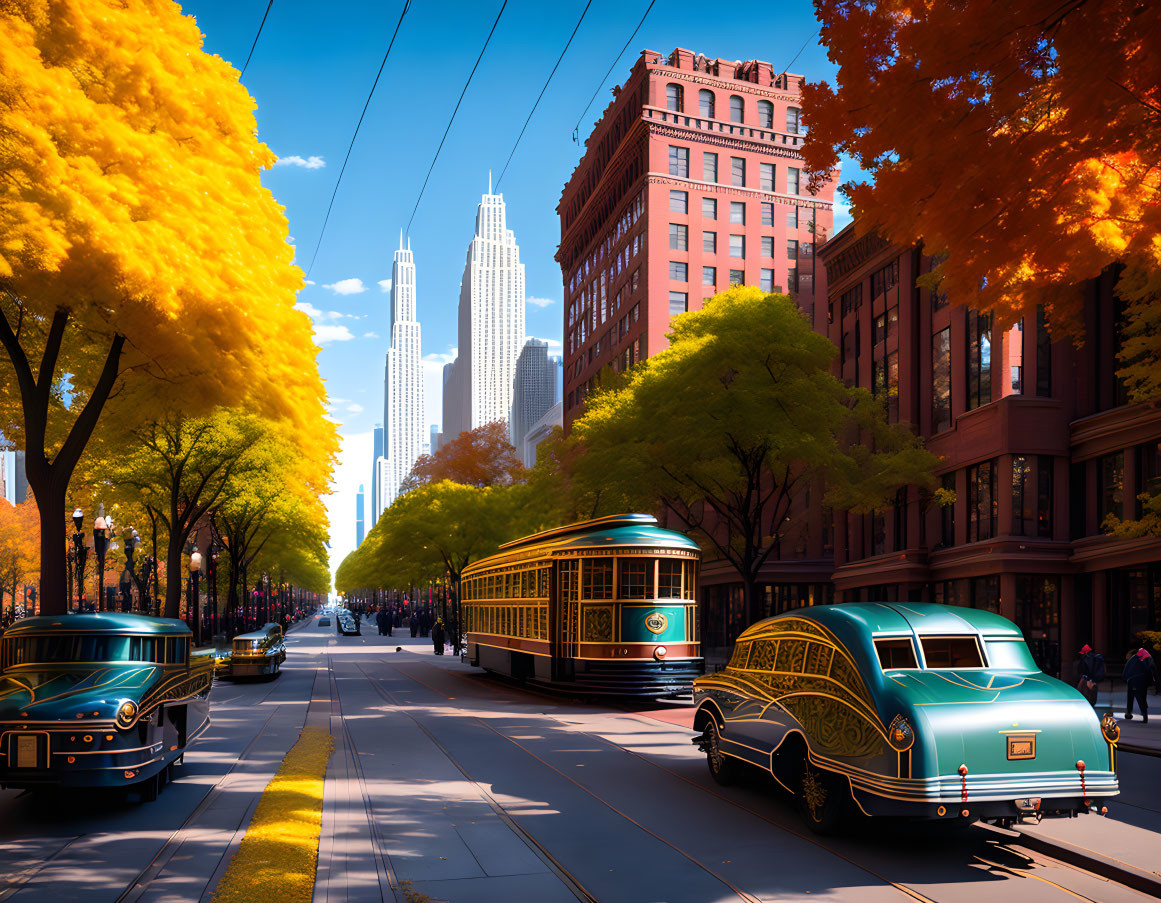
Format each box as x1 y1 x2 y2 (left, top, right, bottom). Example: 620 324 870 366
699 223 1161 676
557 48 837 425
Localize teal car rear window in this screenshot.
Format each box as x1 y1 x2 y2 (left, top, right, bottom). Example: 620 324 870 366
920 636 984 669
875 637 918 670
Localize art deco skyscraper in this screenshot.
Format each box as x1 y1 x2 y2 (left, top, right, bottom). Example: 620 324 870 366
380 234 425 511
444 180 526 439
510 338 558 449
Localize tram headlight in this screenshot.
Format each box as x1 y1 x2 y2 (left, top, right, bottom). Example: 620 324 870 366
654 646 667 660
116 701 138 729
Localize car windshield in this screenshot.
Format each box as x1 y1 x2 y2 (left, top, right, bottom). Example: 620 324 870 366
919 636 985 669
984 639 1039 671
3 635 165 665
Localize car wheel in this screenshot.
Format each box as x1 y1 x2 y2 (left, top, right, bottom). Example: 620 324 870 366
797 758 847 834
704 720 739 786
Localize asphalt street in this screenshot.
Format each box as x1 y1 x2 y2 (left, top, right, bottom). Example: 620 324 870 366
2 615 1159 903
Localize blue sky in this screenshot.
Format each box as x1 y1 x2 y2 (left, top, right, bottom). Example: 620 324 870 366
182 0 856 579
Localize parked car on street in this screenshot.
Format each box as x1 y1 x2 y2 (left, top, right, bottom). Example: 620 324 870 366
226 623 286 679
693 602 1120 833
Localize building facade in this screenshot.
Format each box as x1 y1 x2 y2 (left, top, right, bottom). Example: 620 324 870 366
510 339 558 449
443 183 526 440
522 401 563 469
557 48 836 427
370 424 384 525
381 236 425 512
697 223 1161 676
355 484 365 547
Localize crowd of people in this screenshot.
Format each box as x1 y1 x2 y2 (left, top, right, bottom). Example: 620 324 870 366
1075 642 1161 723
338 599 462 657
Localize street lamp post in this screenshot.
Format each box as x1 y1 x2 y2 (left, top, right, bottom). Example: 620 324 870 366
93 508 110 611
122 528 138 613
72 509 86 611
208 539 219 640
189 548 203 645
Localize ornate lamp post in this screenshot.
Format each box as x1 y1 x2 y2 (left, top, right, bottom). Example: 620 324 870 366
72 508 86 610
121 528 138 612
93 508 111 610
207 538 219 640
189 548 202 644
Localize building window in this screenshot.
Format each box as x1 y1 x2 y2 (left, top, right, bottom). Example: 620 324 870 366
760 162 775 192
887 350 899 422
801 241 813 258
730 201 745 224
760 268 775 292
787 167 800 195
703 152 718 183
871 259 899 298
729 268 745 286
1036 307 1052 397
729 234 745 258
786 106 801 134
699 89 715 118
967 311 992 409
939 472 956 547
669 223 688 250
787 270 798 292
787 207 798 229
702 230 716 253
669 261 688 281
761 202 774 226
786 239 798 260
702 197 717 220
1007 320 1024 395
1037 455 1054 538
1012 455 1031 536
872 509 886 556
631 267 640 293
761 236 774 258
932 327 952 432
666 83 683 112
729 95 744 123
669 190 688 213
668 146 689 177
841 284 862 314
757 99 773 128
731 157 745 187
969 460 997 542
1098 452 1125 524
703 266 717 286
669 291 688 317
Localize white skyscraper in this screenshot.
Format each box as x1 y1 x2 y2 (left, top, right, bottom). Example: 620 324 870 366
444 180 526 439
379 234 425 512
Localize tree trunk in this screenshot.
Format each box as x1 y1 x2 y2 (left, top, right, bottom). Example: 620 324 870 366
35 484 68 614
164 537 184 619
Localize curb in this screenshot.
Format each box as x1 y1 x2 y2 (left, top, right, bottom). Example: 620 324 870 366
1011 828 1161 899
1119 743 1161 758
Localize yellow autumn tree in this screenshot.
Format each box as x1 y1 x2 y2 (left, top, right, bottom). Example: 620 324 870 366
0 0 328 612
802 0 1161 397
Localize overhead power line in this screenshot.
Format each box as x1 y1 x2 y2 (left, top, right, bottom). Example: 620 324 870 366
571 0 657 143
495 0 595 189
306 0 411 278
778 27 819 77
407 0 510 233
241 0 276 77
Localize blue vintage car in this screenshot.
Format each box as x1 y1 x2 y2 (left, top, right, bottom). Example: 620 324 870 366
0 613 213 800
693 603 1119 832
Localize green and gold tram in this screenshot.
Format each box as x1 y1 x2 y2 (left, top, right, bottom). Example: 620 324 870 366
460 514 703 696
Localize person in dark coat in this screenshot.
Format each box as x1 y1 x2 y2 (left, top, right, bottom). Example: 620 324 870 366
409 612 419 637
376 609 388 636
1074 644 1106 707
420 611 431 637
432 617 446 655
1123 648 1159 723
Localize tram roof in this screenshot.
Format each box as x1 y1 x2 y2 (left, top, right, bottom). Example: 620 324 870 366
3 613 193 637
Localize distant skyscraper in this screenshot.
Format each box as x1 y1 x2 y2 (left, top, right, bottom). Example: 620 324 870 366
371 424 384 524
355 485 365 547
444 179 526 440
381 234 425 511
429 424 439 457
511 339 557 449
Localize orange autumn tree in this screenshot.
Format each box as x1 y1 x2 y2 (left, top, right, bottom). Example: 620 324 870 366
403 422 525 490
0 498 39 614
0 0 328 613
802 0 1161 398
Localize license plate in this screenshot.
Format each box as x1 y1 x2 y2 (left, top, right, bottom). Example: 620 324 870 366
1015 797 1041 812
14 735 38 768
1007 734 1036 760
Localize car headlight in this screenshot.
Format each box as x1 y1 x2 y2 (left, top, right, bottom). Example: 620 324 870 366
116 701 138 728
888 714 916 752
1100 712 1120 744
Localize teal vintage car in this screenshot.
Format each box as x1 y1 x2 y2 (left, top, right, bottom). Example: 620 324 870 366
693 603 1119 833
0 613 213 800
227 622 286 678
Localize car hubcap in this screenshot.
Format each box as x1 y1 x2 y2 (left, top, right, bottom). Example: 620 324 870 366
708 725 723 772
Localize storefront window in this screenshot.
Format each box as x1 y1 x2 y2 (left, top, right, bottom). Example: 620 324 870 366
1015 575 1061 676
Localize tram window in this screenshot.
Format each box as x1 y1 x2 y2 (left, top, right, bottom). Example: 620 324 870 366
539 608 548 638
583 559 613 599
684 562 698 599
539 568 549 597
728 642 751 669
920 636 985 669
775 637 806 673
618 559 653 599
658 560 682 598
749 639 776 670
875 638 919 670
560 560 579 600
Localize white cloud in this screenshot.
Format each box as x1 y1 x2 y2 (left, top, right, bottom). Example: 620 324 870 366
295 301 324 319
378 279 392 293
527 295 556 308
328 397 352 406
274 154 326 170
529 335 563 348
833 202 853 232
305 280 316 286
362 331 379 339
288 236 296 244
314 324 355 345
323 278 367 296
346 403 364 414
422 349 457 366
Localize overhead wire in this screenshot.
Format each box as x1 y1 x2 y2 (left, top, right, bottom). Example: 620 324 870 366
241 0 276 77
571 0 657 143
407 0 509 233
495 0 595 189
778 27 818 77
306 0 412 278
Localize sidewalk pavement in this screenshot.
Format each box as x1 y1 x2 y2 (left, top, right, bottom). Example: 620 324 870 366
1091 687 1161 755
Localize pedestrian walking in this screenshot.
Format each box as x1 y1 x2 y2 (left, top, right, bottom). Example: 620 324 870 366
409 612 418 637
1123 647 1159 723
376 608 388 636
1074 643 1106 707
420 611 431 637
432 617 446 655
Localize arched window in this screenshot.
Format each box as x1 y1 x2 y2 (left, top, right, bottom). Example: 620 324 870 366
786 106 801 134
729 95 744 123
699 89 715 119
666 84 683 112
757 100 774 129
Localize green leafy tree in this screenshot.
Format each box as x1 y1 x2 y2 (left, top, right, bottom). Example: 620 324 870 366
575 287 938 625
